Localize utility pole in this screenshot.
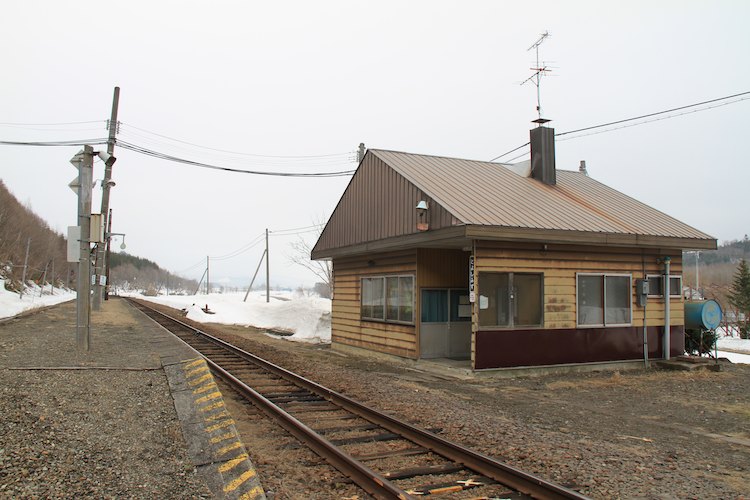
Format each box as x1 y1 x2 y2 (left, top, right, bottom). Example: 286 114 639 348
93 86 120 311
19 238 31 300
265 228 270 303
39 261 49 297
72 146 94 351
206 256 210 295
357 143 366 163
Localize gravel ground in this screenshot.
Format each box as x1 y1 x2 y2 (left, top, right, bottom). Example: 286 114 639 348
150 303 750 500
0 301 210 498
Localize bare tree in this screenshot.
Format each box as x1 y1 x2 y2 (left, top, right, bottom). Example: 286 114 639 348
287 219 332 298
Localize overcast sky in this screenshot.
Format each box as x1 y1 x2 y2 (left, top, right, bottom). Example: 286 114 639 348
1 1 748 287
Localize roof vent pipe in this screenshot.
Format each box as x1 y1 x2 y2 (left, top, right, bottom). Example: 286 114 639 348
529 126 556 185
579 160 588 176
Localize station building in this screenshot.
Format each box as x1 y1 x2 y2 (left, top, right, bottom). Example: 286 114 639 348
311 128 716 371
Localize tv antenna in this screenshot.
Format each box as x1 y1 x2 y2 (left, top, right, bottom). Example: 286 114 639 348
520 31 552 124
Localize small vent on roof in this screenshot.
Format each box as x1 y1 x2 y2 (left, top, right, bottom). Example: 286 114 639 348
579 160 588 176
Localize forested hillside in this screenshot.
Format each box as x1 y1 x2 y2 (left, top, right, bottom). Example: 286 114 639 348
1 180 196 295
109 252 198 295
0 180 69 291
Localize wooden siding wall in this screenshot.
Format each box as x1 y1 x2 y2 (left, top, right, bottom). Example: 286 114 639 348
417 248 469 289
472 241 683 364
314 154 458 255
332 250 418 358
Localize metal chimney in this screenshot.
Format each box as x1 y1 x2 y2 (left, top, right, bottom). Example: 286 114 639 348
579 160 588 176
530 126 556 185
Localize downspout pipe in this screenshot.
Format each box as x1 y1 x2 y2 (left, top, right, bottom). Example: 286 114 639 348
663 256 671 360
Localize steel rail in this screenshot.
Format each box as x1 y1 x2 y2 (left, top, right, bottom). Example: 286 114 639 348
204 356 413 500
129 299 589 500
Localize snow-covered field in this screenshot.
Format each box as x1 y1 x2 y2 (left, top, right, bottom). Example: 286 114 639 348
0 280 75 319
136 290 332 343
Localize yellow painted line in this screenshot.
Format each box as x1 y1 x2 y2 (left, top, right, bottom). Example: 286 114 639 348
238 485 265 500
195 391 222 404
186 365 209 378
205 419 235 433
189 373 213 386
192 382 218 395
205 410 231 422
223 468 257 493
210 431 235 444
217 441 244 456
199 401 225 412
184 358 205 369
218 453 249 473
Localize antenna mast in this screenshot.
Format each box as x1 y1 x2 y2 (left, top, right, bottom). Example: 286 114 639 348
520 31 551 124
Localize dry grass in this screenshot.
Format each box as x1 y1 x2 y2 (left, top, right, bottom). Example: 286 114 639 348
544 369 731 391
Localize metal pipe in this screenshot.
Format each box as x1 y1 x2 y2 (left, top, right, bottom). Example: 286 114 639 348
663 256 671 360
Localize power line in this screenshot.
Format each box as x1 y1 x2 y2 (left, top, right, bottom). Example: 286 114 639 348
488 90 750 161
0 138 109 147
115 140 356 177
556 96 750 142
489 142 530 162
0 120 104 126
119 122 354 159
210 233 266 261
556 90 750 137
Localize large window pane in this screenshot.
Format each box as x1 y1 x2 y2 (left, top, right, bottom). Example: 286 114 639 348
515 274 542 326
479 272 542 328
578 275 603 325
362 277 384 320
385 277 399 321
371 278 384 319
399 276 414 322
605 276 631 324
478 272 509 327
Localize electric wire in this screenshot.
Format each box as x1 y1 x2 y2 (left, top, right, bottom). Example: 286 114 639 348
0 138 109 147
119 122 354 159
555 90 750 138
555 97 750 142
176 258 207 274
0 120 104 126
209 233 266 261
116 127 356 167
488 90 750 162
115 139 356 177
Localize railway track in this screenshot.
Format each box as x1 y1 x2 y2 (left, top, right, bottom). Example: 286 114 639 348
128 298 589 500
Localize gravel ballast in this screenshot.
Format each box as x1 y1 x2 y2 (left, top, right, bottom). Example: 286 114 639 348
0 300 210 498
153 304 750 500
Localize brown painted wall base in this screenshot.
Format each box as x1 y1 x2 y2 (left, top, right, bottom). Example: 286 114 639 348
475 326 685 370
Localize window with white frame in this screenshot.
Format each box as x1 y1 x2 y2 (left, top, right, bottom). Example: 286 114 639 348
361 275 414 324
646 275 682 298
577 273 632 327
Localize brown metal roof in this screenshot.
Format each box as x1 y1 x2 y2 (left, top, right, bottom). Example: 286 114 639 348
311 149 715 259
371 149 714 241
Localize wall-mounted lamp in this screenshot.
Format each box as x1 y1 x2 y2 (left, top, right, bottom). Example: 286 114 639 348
416 200 429 231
